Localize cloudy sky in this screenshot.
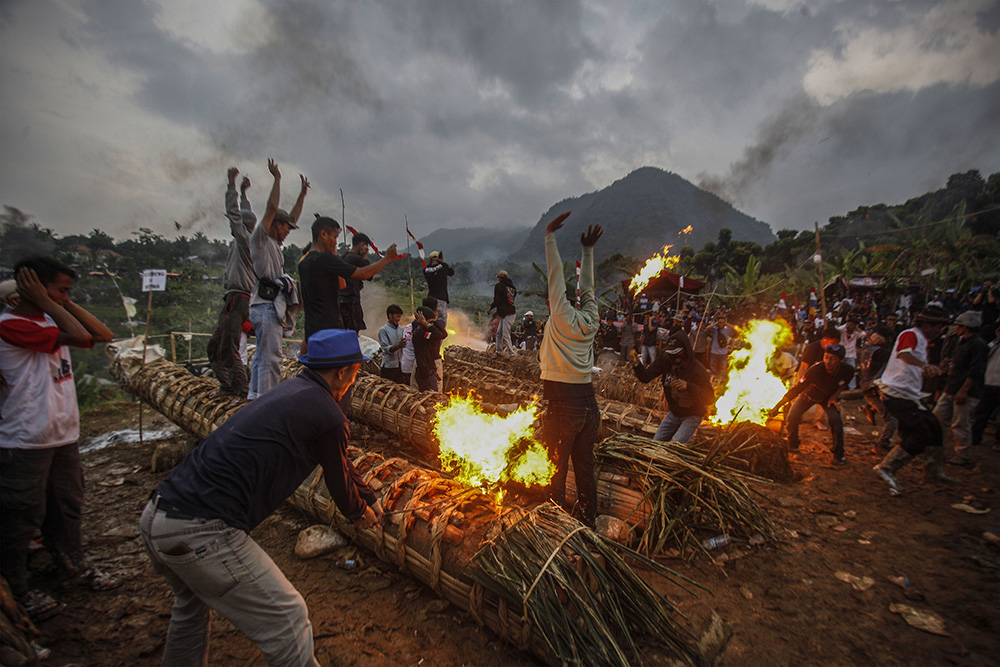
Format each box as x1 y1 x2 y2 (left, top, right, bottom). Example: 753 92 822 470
2 0 998 248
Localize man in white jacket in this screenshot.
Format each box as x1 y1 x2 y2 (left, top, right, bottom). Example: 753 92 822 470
538 211 603 527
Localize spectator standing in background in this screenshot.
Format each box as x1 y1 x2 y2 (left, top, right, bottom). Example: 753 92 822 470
423 251 455 325
489 270 517 358
247 159 309 400
640 313 658 365
837 319 864 388
971 322 1000 450
933 311 988 467
378 304 405 384
207 167 255 397
340 233 372 334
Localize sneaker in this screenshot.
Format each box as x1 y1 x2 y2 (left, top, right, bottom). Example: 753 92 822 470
19 589 65 622
874 465 903 494
814 422 828 431
71 565 121 591
833 455 846 465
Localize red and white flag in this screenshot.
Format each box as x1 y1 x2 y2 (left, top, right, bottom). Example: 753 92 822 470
405 221 426 267
345 225 380 255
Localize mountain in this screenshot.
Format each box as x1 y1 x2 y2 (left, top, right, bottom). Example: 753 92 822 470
512 167 775 263
417 226 530 265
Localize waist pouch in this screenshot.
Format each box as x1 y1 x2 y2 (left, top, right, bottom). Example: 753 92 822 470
257 276 281 301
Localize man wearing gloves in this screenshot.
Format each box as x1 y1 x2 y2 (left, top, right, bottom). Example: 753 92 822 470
539 211 603 528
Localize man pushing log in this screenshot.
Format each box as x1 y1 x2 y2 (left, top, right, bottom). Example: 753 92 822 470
139 329 383 665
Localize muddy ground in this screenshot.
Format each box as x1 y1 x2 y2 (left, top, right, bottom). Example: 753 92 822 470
23 398 1000 666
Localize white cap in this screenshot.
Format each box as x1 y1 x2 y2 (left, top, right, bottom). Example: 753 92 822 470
524 311 533 317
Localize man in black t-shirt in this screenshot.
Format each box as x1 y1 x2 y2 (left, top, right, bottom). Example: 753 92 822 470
770 344 854 464
423 251 455 325
340 233 371 333
299 216 400 351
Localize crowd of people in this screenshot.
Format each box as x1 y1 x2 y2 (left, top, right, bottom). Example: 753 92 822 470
2 163 996 663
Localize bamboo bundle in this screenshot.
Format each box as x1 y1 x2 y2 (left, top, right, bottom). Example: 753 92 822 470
107 347 705 665
444 346 542 382
594 433 776 556
292 458 705 666
444 347 665 409
692 423 795 483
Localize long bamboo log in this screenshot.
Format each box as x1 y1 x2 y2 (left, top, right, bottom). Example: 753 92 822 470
444 346 666 409
107 342 705 666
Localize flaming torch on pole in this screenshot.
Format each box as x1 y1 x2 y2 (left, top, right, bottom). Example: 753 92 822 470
628 245 681 313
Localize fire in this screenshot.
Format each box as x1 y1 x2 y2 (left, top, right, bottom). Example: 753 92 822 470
432 393 553 501
629 245 680 293
679 225 693 235
710 319 792 426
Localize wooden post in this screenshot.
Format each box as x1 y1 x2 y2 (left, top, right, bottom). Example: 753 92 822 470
140 289 153 444
187 318 193 363
170 332 177 363
814 222 828 324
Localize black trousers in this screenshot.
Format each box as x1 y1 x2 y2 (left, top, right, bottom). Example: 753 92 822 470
0 444 85 595
883 396 943 456
544 395 601 527
971 385 999 446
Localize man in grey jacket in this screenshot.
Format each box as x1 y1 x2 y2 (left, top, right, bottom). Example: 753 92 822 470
207 167 255 396
539 211 603 527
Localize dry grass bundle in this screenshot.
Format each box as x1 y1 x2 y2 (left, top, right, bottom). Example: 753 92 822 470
468 503 707 667
692 422 795 483
592 368 666 411
597 433 776 558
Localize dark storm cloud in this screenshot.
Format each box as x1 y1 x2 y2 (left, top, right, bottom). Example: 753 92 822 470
383 0 595 106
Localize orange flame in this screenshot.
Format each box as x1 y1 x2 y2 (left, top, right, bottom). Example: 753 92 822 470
629 245 680 293
432 393 553 502
679 225 693 235
710 319 793 426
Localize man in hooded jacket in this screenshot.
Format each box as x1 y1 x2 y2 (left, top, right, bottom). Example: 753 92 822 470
633 331 715 443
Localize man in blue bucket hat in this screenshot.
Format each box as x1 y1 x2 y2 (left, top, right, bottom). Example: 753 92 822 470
139 329 383 666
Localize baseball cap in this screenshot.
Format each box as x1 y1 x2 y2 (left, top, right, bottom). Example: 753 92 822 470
824 344 846 359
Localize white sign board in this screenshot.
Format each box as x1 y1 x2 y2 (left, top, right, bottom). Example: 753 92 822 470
141 269 167 292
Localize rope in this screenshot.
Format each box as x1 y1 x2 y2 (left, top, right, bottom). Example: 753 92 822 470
521 524 588 609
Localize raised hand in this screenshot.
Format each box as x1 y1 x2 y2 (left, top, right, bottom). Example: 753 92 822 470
580 223 604 247
227 167 239 185
384 244 400 261
300 174 310 191
545 211 572 235
268 158 280 179
241 176 251 193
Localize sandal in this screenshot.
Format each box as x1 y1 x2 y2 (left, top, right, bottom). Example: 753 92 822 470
20 588 65 622
72 565 121 591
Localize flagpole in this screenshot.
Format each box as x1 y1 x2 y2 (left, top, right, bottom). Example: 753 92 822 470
340 189 346 254
406 215 414 314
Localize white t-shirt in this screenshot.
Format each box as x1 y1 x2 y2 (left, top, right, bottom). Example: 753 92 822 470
0 312 80 449
877 327 928 401
400 323 415 374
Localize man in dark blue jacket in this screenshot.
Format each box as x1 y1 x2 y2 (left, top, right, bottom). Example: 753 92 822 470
139 329 383 665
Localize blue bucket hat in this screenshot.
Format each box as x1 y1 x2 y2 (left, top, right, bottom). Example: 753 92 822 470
299 329 371 368
824 343 846 359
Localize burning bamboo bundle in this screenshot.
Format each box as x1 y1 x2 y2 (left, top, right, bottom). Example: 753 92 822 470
107 343 708 666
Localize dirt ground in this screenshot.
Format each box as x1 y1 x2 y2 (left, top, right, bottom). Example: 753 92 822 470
24 398 1000 667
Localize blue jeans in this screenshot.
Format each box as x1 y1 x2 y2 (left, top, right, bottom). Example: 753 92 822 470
640 345 657 366
653 412 702 444
140 500 318 667
248 303 282 400
786 396 844 457
544 395 601 527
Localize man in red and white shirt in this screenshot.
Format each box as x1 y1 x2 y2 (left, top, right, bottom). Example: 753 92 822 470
0 257 118 621
872 305 950 495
